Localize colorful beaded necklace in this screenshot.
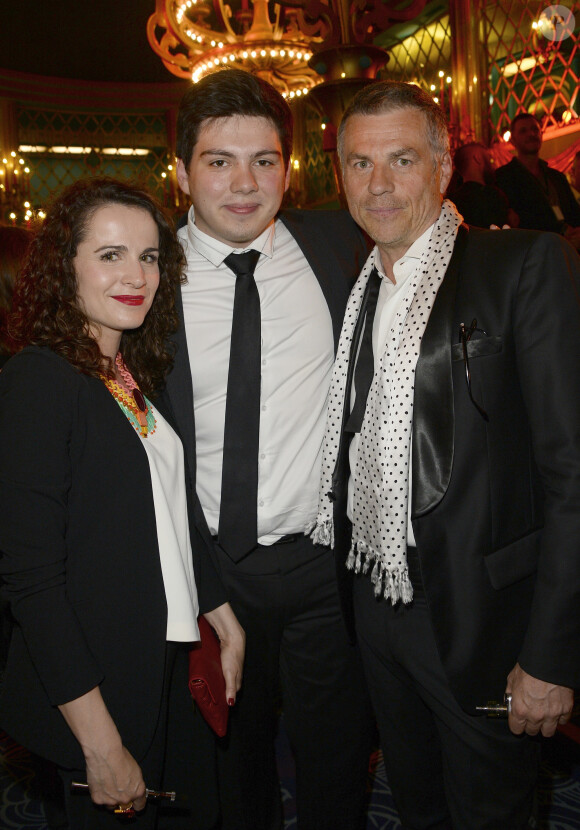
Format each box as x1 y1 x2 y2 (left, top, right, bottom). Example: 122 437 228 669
100 353 156 438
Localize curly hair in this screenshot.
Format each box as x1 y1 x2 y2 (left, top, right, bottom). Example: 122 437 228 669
9 178 186 397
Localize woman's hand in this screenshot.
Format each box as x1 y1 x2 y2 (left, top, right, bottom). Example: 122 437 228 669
84 742 146 810
58 686 147 811
202 602 245 705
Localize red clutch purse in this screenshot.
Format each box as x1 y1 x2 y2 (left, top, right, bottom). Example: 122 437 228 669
188 616 229 737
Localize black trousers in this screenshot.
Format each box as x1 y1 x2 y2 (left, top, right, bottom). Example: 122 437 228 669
353 570 540 830
214 535 374 830
59 644 219 830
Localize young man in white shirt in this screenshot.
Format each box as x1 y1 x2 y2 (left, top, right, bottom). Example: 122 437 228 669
165 68 373 830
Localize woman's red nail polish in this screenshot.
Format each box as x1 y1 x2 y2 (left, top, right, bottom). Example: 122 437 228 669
228 698 235 707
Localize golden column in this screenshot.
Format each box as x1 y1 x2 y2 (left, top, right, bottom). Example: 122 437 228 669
448 0 489 146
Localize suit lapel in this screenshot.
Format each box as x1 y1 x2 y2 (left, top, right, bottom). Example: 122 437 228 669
412 224 469 516
331 273 374 496
279 211 349 350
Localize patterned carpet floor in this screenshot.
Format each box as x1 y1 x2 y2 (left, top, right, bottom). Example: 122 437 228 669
2 725 580 828
278 722 580 829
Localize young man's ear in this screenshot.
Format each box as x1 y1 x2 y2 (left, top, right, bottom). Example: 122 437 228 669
176 159 191 196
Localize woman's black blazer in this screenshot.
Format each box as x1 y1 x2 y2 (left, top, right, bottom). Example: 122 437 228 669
0 346 225 768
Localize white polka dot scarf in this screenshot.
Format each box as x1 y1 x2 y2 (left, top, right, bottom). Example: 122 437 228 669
310 200 463 604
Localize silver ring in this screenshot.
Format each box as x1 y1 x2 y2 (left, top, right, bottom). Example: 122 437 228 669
504 692 512 714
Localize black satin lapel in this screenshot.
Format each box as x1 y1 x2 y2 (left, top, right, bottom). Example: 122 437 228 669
412 224 469 516
165 285 198 487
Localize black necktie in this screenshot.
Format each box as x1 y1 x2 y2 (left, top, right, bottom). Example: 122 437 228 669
345 267 382 434
218 250 262 561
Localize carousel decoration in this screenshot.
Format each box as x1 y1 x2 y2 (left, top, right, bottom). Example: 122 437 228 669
147 0 428 97
147 0 430 202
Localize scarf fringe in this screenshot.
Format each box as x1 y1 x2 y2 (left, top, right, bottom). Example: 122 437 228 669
347 541 414 605
308 517 334 549
346 547 357 570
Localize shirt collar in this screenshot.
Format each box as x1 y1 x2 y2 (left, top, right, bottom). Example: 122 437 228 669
185 205 275 269
372 220 437 280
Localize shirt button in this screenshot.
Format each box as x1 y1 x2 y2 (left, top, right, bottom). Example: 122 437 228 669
259 499 264 507
262 404 267 411
260 453 266 459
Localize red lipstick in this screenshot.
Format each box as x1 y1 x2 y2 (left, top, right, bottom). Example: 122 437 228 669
112 295 145 306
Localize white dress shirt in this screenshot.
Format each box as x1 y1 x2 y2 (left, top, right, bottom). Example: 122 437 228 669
348 224 436 546
178 208 335 544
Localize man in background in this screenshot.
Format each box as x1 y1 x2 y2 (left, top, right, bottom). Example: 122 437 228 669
165 68 373 830
496 112 580 248
448 141 516 228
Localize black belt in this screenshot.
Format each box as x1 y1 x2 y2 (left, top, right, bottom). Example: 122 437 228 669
212 532 302 547
274 533 302 545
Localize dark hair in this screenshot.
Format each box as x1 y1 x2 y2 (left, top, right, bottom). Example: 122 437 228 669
9 177 186 397
509 112 541 133
338 81 450 165
176 68 293 168
0 225 34 355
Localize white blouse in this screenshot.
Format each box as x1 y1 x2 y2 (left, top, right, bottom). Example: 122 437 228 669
140 405 200 642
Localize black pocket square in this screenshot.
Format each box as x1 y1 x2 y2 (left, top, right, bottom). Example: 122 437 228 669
452 335 502 361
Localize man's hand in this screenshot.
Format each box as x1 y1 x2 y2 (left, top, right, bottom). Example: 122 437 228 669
506 663 573 737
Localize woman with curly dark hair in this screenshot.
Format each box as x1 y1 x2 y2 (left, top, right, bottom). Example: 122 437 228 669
0 178 244 830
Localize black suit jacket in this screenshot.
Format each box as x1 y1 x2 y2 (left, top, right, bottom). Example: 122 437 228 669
164 209 370 556
0 347 225 768
334 226 580 710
